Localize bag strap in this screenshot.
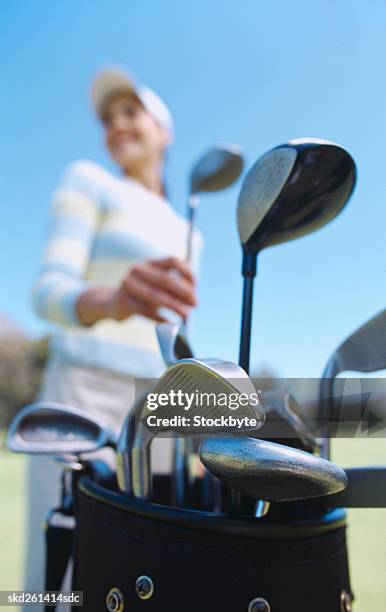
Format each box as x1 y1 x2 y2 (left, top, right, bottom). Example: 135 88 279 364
44 509 75 611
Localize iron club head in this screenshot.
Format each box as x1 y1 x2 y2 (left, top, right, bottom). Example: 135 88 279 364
199 435 347 503
7 402 117 456
131 358 265 499
319 309 386 458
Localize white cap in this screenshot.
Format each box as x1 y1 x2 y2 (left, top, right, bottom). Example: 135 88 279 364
90 67 174 138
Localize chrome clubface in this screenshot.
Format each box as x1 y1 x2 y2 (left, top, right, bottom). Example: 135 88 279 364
199 436 347 502
7 402 116 455
139 358 265 435
131 358 265 500
190 143 244 194
237 137 356 254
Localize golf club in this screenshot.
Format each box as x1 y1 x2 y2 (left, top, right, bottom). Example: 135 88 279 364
259 388 319 453
156 145 245 507
199 435 347 516
156 321 194 366
236 138 356 373
7 402 117 455
156 322 220 509
116 392 148 494
131 358 265 500
156 144 244 350
319 308 386 458
295 466 386 510
187 143 244 262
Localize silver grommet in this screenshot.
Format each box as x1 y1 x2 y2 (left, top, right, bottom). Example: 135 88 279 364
135 575 154 600
248 597 271 612
106 587 124 612
341 590 353 612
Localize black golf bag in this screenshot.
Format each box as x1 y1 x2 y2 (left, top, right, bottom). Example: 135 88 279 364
61 468 353 612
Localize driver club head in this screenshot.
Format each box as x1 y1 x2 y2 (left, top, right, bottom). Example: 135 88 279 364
199 435 347 503
7 402 117 455
236 137 356 373
190 143 244 195
237 137 356 255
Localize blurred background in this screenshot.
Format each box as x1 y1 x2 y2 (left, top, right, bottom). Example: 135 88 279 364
0 1 385 610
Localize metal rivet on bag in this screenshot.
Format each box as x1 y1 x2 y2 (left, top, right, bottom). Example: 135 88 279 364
248 597 271 612
105 587 125 612
135 575 154 600
340 590 353 612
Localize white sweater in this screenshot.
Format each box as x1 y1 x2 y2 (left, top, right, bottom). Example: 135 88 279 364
32 160 202 376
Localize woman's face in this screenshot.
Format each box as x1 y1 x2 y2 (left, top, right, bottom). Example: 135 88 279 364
101 93 169 174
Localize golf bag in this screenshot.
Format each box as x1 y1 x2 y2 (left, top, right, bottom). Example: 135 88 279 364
67 469 353 612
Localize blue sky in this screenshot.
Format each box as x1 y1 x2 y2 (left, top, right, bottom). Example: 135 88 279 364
0 0 384 377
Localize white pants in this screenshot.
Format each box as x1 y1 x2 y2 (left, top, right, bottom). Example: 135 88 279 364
23 356 171 611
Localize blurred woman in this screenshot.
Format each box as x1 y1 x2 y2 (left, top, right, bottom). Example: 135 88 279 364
25 67 201 603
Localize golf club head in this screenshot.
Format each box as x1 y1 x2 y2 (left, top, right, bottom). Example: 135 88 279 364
259 389 319 453
139 358 265 435
323 309 386 379
190 143 244 195
237 137 356 255
131 358 265 499
7 402 116 455
199 436 347 502
319 309 386 458
156 322 194 366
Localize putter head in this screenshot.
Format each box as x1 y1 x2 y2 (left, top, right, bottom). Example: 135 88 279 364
140 358 265 435
237 137 356 255
190 143 244 195
200 436 347 502
156 322 194 366
7 402 116 455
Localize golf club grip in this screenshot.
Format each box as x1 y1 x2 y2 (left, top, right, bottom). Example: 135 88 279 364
310 466 386 509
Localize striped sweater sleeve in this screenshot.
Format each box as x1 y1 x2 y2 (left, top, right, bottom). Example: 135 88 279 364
32 160 102 327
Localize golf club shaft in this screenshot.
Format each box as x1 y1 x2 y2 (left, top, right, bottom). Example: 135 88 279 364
173 193 199 508
239 253 258 374
237 253 259 512
239 277 254 373
186 194 199 264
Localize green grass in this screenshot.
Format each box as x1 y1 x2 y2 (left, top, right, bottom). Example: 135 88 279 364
0 434 25 612
333 439 386 610
0 437 385 611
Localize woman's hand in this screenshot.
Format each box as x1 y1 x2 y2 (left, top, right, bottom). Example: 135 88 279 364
76 257 197 325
